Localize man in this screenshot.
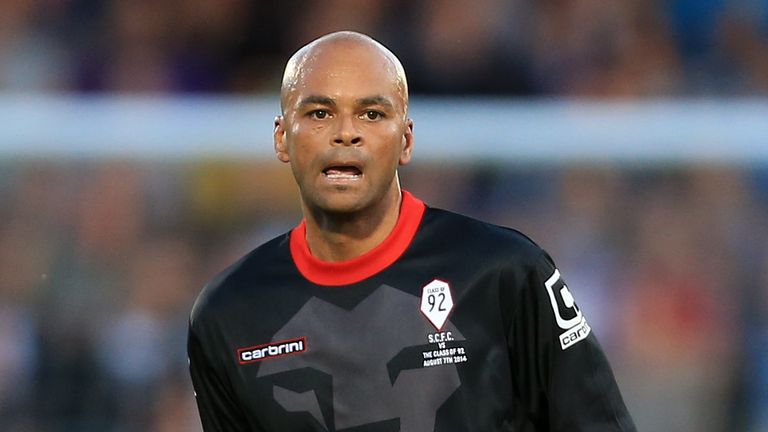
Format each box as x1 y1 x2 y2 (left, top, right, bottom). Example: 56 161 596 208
188 31 636 431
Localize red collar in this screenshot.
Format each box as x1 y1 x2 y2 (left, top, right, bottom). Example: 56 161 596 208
289 191 425 286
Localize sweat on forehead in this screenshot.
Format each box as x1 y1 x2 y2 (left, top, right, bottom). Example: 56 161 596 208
280 31 408 112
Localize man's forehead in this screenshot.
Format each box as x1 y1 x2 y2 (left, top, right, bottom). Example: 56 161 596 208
290 36 399 80
281 33 408 112
296 45 397 86
285 66 404 112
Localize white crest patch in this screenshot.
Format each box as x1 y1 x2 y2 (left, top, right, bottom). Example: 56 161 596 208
420 279 454 331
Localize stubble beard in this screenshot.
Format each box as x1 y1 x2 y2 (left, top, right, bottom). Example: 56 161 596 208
299 175 399 233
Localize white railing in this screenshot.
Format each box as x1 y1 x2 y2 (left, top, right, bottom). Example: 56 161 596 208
1 93 767 163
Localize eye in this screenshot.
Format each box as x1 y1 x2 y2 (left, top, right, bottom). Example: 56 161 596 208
309 110 329 120
362 110 383 120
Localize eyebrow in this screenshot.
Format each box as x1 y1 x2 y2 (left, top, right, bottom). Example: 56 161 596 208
356 95 394 108
297 95 335 108
296 95 395 109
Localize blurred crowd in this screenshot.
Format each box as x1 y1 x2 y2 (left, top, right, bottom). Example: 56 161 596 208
0 161 767 431
2 1 768 432
1 0 768 96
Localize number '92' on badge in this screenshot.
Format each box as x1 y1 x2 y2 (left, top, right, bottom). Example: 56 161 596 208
420 279 454 331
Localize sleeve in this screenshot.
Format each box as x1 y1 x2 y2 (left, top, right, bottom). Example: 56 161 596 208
506 250 636 431
188 322 256 432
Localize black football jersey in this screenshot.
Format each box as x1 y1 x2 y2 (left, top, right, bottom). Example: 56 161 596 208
188 191 636 431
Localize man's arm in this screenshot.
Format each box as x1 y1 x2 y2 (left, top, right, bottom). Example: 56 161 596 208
507 251 636 431
188 323 255 432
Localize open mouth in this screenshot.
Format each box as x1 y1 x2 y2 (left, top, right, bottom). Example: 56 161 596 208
323 165 363 180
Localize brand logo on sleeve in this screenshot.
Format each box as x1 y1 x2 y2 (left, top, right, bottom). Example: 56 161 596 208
237 337 307 364
544 269 591 350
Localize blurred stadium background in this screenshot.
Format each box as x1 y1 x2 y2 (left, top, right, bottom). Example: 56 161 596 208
1 1 768 431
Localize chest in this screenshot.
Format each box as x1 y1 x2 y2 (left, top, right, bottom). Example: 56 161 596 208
225 268 514 431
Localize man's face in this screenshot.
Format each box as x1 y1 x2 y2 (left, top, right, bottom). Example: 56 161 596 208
275 42 413 215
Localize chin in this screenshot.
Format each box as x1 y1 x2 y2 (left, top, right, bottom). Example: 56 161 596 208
306 188 371 215
321 195 370 215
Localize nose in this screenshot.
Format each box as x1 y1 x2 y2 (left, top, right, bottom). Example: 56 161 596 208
332 114 362 146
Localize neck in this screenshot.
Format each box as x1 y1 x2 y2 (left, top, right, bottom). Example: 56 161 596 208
302 186 403 262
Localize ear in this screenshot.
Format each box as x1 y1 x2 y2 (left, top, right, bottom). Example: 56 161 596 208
274 116 290 163
399 118 414 166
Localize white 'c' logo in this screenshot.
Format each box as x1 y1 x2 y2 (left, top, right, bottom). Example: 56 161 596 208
544 269 583 330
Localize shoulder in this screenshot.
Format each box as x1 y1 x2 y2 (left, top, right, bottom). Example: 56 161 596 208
419 206 555 324
421 206 545 267
190 232 291 330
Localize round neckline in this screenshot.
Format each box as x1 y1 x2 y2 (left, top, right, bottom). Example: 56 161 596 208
289 191 425 286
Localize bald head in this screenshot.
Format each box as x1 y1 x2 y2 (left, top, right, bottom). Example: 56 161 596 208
280 31 408 115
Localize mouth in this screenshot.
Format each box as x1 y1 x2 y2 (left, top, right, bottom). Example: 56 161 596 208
322 164 363 180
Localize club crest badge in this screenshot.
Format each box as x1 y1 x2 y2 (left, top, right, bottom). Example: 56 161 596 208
420 279 454 331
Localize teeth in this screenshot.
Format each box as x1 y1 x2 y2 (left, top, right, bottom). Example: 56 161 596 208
326 172 360 179
324 167 361 179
